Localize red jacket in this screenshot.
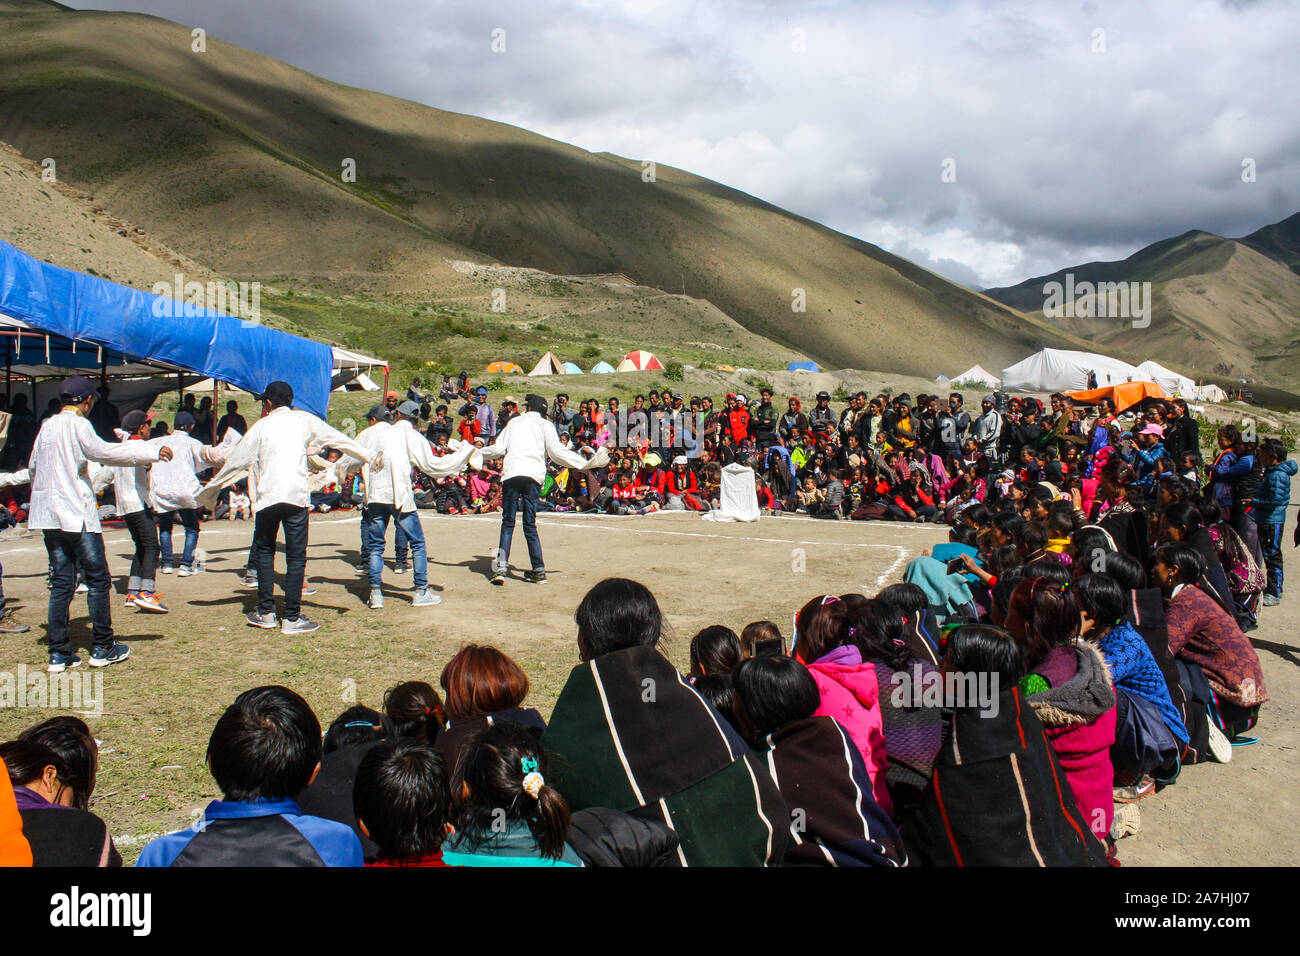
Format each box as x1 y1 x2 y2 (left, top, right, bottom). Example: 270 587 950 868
728 408 751 442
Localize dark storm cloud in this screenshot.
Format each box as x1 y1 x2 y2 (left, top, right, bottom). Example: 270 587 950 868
73 0 1300 287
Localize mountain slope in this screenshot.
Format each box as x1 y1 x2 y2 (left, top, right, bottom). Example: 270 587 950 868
984 216 1300 388
0 1 1080 377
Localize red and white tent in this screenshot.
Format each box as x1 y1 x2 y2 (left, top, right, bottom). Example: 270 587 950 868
616 349 664 372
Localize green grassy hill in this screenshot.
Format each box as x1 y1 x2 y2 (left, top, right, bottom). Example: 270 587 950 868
0 0 1082 380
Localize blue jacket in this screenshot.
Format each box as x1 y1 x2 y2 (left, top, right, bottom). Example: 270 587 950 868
136 798 363 867
1098 622 1188 744
1252 460 1297 525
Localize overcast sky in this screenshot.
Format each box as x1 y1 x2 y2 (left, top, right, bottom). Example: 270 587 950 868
74 0 1300 289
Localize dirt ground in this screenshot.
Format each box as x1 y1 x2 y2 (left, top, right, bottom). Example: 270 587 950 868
0 509 1294 865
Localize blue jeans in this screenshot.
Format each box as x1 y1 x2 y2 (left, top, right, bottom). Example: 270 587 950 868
44 529 114 655
496 477 543 573
361 507 409 562
365 505 427 589
158 508 200 569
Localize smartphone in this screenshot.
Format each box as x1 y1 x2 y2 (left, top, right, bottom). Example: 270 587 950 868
945 557 967 575
752 638 785 658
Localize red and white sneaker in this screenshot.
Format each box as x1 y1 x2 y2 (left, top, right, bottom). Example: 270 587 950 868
124 592 137 608
133 592 169 613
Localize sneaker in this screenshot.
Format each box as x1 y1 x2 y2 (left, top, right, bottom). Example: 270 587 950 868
1113 775 1156 803
89 642 131 667
75 582 89 594
0 610 31 633
281 616 320 634
177 565 193 577
301 586 317 596
1206 719 1233 763
394 562 411 574
319 503 331 513
160 565 175 574
1262 593 1280 606
238 573 258 588
368 588 384 609
1110 802 1141 840
447 508 460 515
48 651 81 673
490 568 506 586
124 592 137 608
523 570 547 585
133 592 169 614
355 562 368 575
246 610 279 629
412 587 441 607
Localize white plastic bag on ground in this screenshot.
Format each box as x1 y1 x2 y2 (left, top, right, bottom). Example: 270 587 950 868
702 464 759 522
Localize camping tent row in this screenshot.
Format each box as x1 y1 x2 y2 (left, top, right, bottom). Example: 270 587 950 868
936 349 1223 403
487 350 665 376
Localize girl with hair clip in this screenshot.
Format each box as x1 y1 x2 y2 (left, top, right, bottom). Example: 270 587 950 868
442 721 584 867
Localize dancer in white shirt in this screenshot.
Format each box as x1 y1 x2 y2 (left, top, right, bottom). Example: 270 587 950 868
28 376 173 671
150 410 228 576
349 400 474 608
94 410 170 613
480 394 609 584
198 381 379 634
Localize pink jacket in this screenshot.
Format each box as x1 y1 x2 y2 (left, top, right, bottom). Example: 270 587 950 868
807 645 894 817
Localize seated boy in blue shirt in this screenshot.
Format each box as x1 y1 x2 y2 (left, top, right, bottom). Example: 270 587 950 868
137 686 363 867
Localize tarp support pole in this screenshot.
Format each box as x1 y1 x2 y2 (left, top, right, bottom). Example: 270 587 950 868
383 365 390 395
213 380 220 444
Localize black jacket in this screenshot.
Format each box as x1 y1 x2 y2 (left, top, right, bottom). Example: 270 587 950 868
567 807 681 867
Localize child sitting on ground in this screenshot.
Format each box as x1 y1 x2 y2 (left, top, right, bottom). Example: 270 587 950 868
353 740 453 866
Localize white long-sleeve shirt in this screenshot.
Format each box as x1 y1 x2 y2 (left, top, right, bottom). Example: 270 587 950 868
357 419 475 512
96 435 169 515
198 406 377 513
150 431 228 513
27 408 165 532
479 411 608 484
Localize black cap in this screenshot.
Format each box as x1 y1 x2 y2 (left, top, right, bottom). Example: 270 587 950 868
122 409 153 432
175 411 196 429
59 375 96 402
525 393 547 414
366 404 388 422
817 391 830 400
259 381 294 407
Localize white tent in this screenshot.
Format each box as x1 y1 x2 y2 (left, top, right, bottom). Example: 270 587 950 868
1134 361 1196 399
528 351 566 376
334 372 379 392
1196 383 1228 403
949 364 1001 388
1001 349 1138 393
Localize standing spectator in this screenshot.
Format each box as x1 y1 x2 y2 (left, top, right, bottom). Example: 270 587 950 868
151 411 227 576
215 400 247 443
1251 438 1295 606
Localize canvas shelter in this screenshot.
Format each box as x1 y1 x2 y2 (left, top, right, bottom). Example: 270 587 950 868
1065 381 1167 414
528 351 566 376
0 238 344 418
589 361 616 374
787 361 819 372
617 350 664 371
487 360 524 374
561 362 583 374
1001 348 1138 393
1133 361 1197 399
949 364 1001 388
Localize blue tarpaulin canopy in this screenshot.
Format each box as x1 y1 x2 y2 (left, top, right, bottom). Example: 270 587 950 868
0 239 335 417
787 361 819 372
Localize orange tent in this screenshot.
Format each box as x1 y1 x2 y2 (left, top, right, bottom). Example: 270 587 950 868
1066 381 1166 414
486 361 524 374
